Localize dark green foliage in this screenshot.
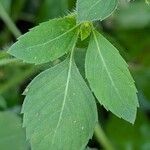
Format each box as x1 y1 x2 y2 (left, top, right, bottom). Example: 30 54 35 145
0 0 149 150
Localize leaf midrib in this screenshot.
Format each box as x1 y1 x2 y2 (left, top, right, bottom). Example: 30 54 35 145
88 0 101 12
93 31 122 100
23 25 78 49
51 46 75 144
82 0 102 20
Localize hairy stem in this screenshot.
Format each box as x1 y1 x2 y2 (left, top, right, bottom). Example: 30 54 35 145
0 2 21 38
94 123 114 150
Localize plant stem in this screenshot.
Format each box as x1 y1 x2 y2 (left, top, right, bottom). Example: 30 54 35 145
0 2 21 38
94 123 114 150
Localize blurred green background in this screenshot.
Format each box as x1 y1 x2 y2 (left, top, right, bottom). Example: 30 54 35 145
0 0 150 149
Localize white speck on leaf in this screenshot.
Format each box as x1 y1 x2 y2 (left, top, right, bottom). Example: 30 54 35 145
73 120 77 123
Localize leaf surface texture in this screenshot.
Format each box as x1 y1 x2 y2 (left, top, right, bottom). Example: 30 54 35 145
22 56 97 150
77 0 118 22
8 16 78 64
85 30 139 123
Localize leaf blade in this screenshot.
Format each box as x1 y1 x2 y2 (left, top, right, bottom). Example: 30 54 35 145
22 56 97 149
85 30 139 123
8 15 78 64
77 0 118 22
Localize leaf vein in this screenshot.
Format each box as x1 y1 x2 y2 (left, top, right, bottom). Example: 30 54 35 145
26 25 78 49
93 31 122 100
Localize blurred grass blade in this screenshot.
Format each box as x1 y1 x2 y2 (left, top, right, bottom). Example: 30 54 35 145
0 1 21 38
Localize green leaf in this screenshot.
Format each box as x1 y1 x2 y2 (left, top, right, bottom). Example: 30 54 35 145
0 95 7 108
0 111 28 150
8 15 78 64
22 53 98 149
77 0 118 22
85 30 139 123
